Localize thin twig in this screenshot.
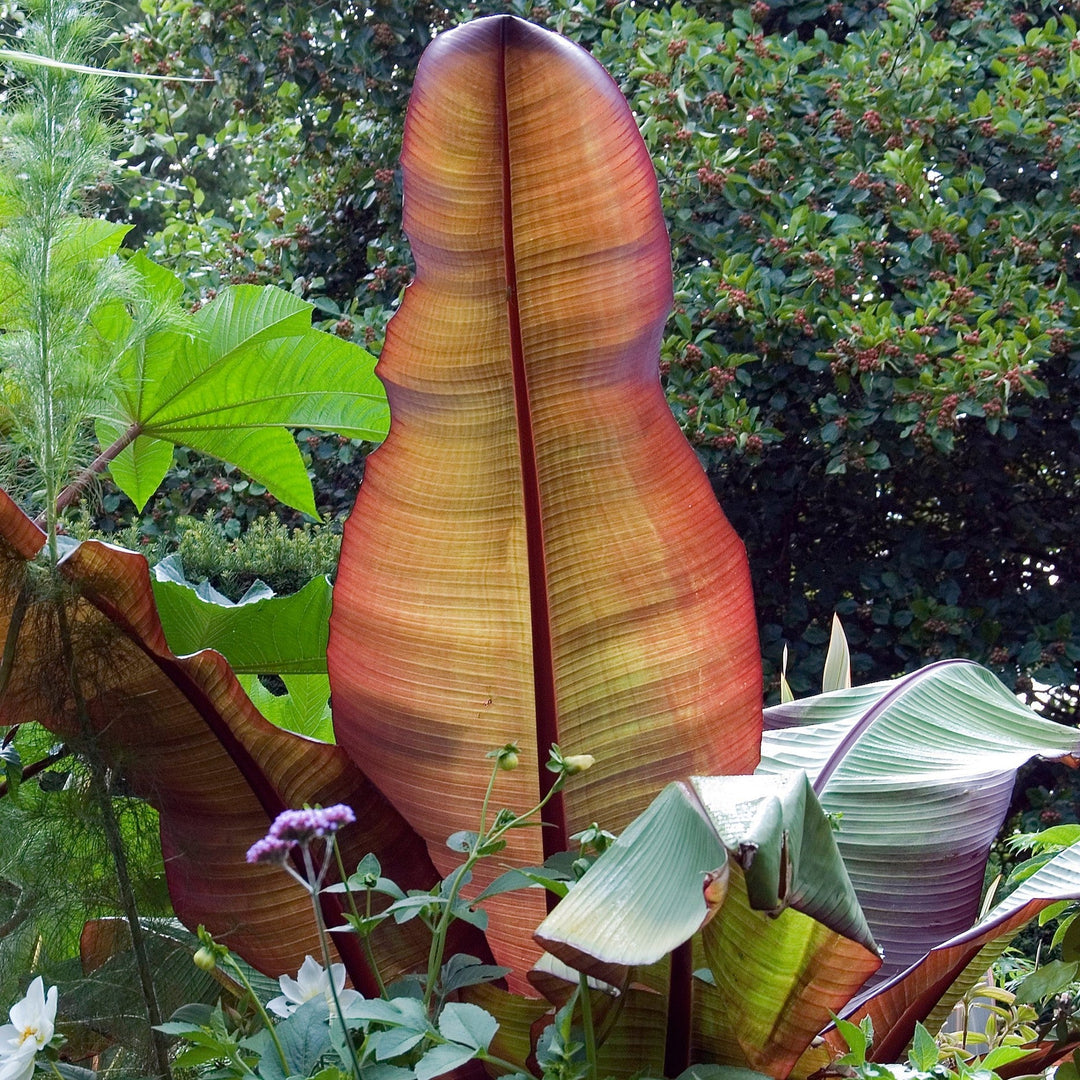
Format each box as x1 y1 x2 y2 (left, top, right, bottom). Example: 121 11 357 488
0 744 71 799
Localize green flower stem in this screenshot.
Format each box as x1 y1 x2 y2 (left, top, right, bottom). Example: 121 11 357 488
362 887 388 999
332 839 387 998
222 954 290 1076
579 969 597 1080
477 754 502 837
304 844 365 1080
423 858 473 1012
422 769 565 1013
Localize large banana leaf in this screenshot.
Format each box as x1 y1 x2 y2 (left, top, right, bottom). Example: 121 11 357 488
0 490 455 988
328 13 763 989
840 842 1080 1063
534 774 880 1077
96 266 388 515
759 660 1080 981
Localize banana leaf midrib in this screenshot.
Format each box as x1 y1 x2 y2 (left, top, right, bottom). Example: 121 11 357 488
497 17 565 861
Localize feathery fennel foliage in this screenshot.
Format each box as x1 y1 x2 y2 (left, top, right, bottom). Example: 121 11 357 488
0 0 150 558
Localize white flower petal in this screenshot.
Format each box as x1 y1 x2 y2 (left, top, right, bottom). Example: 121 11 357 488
7 979 45 1033
293 957 328 1000
0 1042 37 1080
327 964 347 995
276 973 305 1006
34 989 55 1047
265 994 294 1019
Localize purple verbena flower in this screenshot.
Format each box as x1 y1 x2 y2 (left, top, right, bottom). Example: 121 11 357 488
268 804 357 843
245 835 296 865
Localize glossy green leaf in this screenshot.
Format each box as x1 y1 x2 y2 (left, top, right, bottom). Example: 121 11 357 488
101 282 388 516
151 555 331 673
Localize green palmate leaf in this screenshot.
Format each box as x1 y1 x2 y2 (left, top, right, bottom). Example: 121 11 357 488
238 673 333 742
100 279 388 515
536 774 880 1075
151 555 332 673
760 660 1080 982
96 424 174 509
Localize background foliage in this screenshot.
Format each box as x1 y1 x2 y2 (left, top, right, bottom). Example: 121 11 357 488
82 0 1079 725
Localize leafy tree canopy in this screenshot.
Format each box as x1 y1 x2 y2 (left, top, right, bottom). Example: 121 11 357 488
8 0 1077 716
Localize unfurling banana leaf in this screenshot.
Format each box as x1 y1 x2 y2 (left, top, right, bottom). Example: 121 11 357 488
328 14 763 989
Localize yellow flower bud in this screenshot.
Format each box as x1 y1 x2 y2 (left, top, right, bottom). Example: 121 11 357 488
562 754 595 775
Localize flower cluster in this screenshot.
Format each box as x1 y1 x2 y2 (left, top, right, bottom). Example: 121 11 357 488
0 978 57 1080
246 804 356 865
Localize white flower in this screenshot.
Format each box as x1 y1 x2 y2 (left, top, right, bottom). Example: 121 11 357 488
0 978 57 1080
266 956 361 1018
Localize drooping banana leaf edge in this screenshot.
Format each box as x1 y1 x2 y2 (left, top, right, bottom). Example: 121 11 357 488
0 488 486 988
832 841 1080 1065
761 660 1080 983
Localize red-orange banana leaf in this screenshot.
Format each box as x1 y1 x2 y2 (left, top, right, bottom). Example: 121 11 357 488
0 489 462 989
328 15 763 988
